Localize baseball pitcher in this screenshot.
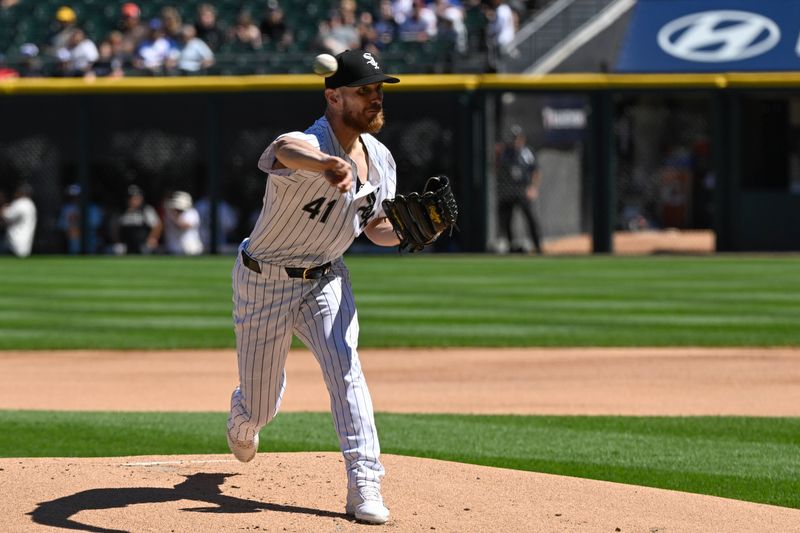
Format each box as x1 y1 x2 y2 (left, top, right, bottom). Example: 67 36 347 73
226 49 456 525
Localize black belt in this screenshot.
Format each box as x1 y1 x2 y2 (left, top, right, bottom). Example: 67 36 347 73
241 249 331 280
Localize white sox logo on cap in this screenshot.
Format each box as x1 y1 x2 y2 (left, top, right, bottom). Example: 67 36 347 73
363 53 380 70
325 49 399 88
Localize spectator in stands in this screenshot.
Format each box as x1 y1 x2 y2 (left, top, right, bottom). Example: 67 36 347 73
117 2 147 59
398 1 431 42
194 4 226 52
88 38 125 78
463 0 489 55
0 183 37 257
177 24 215 75
228 9 263 51
417 0 439 38
0 52 18 78
18 43 44 77
318 9 360 55
487 0 516 66
112 184 162 255
0 54 17 79
436 15 458 50
259 3 293 51
373 0 399 51
134 18 179 75
48 6 78 54
434 0 467 54
160 6 183 41
357 11 380 55
106 30 135 71
397 0 437 38
339 0 358 19
391 0 413 24
163 191 203 255
56 28 99 77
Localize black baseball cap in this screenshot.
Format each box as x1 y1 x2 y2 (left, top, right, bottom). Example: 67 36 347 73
325 49 400 89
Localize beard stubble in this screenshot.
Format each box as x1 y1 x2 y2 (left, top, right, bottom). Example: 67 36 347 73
343 106 385 134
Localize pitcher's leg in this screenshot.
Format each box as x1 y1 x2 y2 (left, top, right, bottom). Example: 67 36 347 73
228 258 300 443
294 271 384 489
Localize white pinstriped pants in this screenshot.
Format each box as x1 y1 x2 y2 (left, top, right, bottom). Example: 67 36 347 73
227 247 384 489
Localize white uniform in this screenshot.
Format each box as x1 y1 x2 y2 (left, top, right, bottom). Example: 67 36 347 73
228 115 396 490
2 196 37 257
164 207 203 255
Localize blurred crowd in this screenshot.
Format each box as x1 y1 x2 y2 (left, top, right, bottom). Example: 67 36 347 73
0 0 544 256
0 180 242 257
51 184 239 257
0 0 537 78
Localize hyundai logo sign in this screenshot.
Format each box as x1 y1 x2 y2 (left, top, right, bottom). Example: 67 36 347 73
657 10 781 62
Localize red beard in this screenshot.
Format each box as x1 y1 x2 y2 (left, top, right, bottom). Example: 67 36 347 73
343 107 385 134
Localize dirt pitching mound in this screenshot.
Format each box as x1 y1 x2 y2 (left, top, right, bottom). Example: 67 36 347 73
2 347 799 530
2 452 798 533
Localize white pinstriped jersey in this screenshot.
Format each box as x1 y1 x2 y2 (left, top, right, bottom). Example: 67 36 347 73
247 115 397 266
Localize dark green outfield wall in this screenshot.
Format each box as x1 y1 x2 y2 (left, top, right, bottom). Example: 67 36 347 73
2 74 800 254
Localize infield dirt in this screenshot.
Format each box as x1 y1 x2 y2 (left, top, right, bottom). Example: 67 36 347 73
0 347 798 415
1 347 799 532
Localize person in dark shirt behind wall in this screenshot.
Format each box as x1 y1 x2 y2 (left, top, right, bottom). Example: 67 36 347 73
112 185 162 254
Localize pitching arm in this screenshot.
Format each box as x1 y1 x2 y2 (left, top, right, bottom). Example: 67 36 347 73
273 137 353 193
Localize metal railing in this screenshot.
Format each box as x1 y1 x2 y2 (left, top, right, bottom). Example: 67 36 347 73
501 0 617 73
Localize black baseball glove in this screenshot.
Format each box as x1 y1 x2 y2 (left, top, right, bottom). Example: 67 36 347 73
381 175 458 253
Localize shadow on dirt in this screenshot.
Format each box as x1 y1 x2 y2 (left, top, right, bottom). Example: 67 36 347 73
28 472 347 533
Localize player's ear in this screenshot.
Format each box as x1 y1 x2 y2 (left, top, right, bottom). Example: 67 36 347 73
324 88 340 106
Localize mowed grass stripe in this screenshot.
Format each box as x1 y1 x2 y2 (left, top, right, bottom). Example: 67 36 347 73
364 324 794 347
0 410 797 509
362 307 797 326
0 255 798 349
0 301 228 314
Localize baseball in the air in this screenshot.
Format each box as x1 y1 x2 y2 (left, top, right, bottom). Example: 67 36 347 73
312 53 338 77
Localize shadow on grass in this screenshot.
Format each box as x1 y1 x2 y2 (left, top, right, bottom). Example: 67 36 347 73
28 472 347 533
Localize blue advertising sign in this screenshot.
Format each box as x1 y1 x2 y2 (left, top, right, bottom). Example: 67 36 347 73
615 0 800 72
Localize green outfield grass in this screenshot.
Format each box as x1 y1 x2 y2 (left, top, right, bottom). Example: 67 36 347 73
0 254 798 349
1 255 798 510
0 410 798 509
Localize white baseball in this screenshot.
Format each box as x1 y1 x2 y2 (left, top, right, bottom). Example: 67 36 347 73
312 54 338 77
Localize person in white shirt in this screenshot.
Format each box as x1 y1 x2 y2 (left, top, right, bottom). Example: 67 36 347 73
57 28 99 76
489 0 516 54
1 183 37 257
177 24 214 74
163 191 203 255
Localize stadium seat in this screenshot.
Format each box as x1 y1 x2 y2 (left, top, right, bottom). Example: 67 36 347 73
0 0 511 76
